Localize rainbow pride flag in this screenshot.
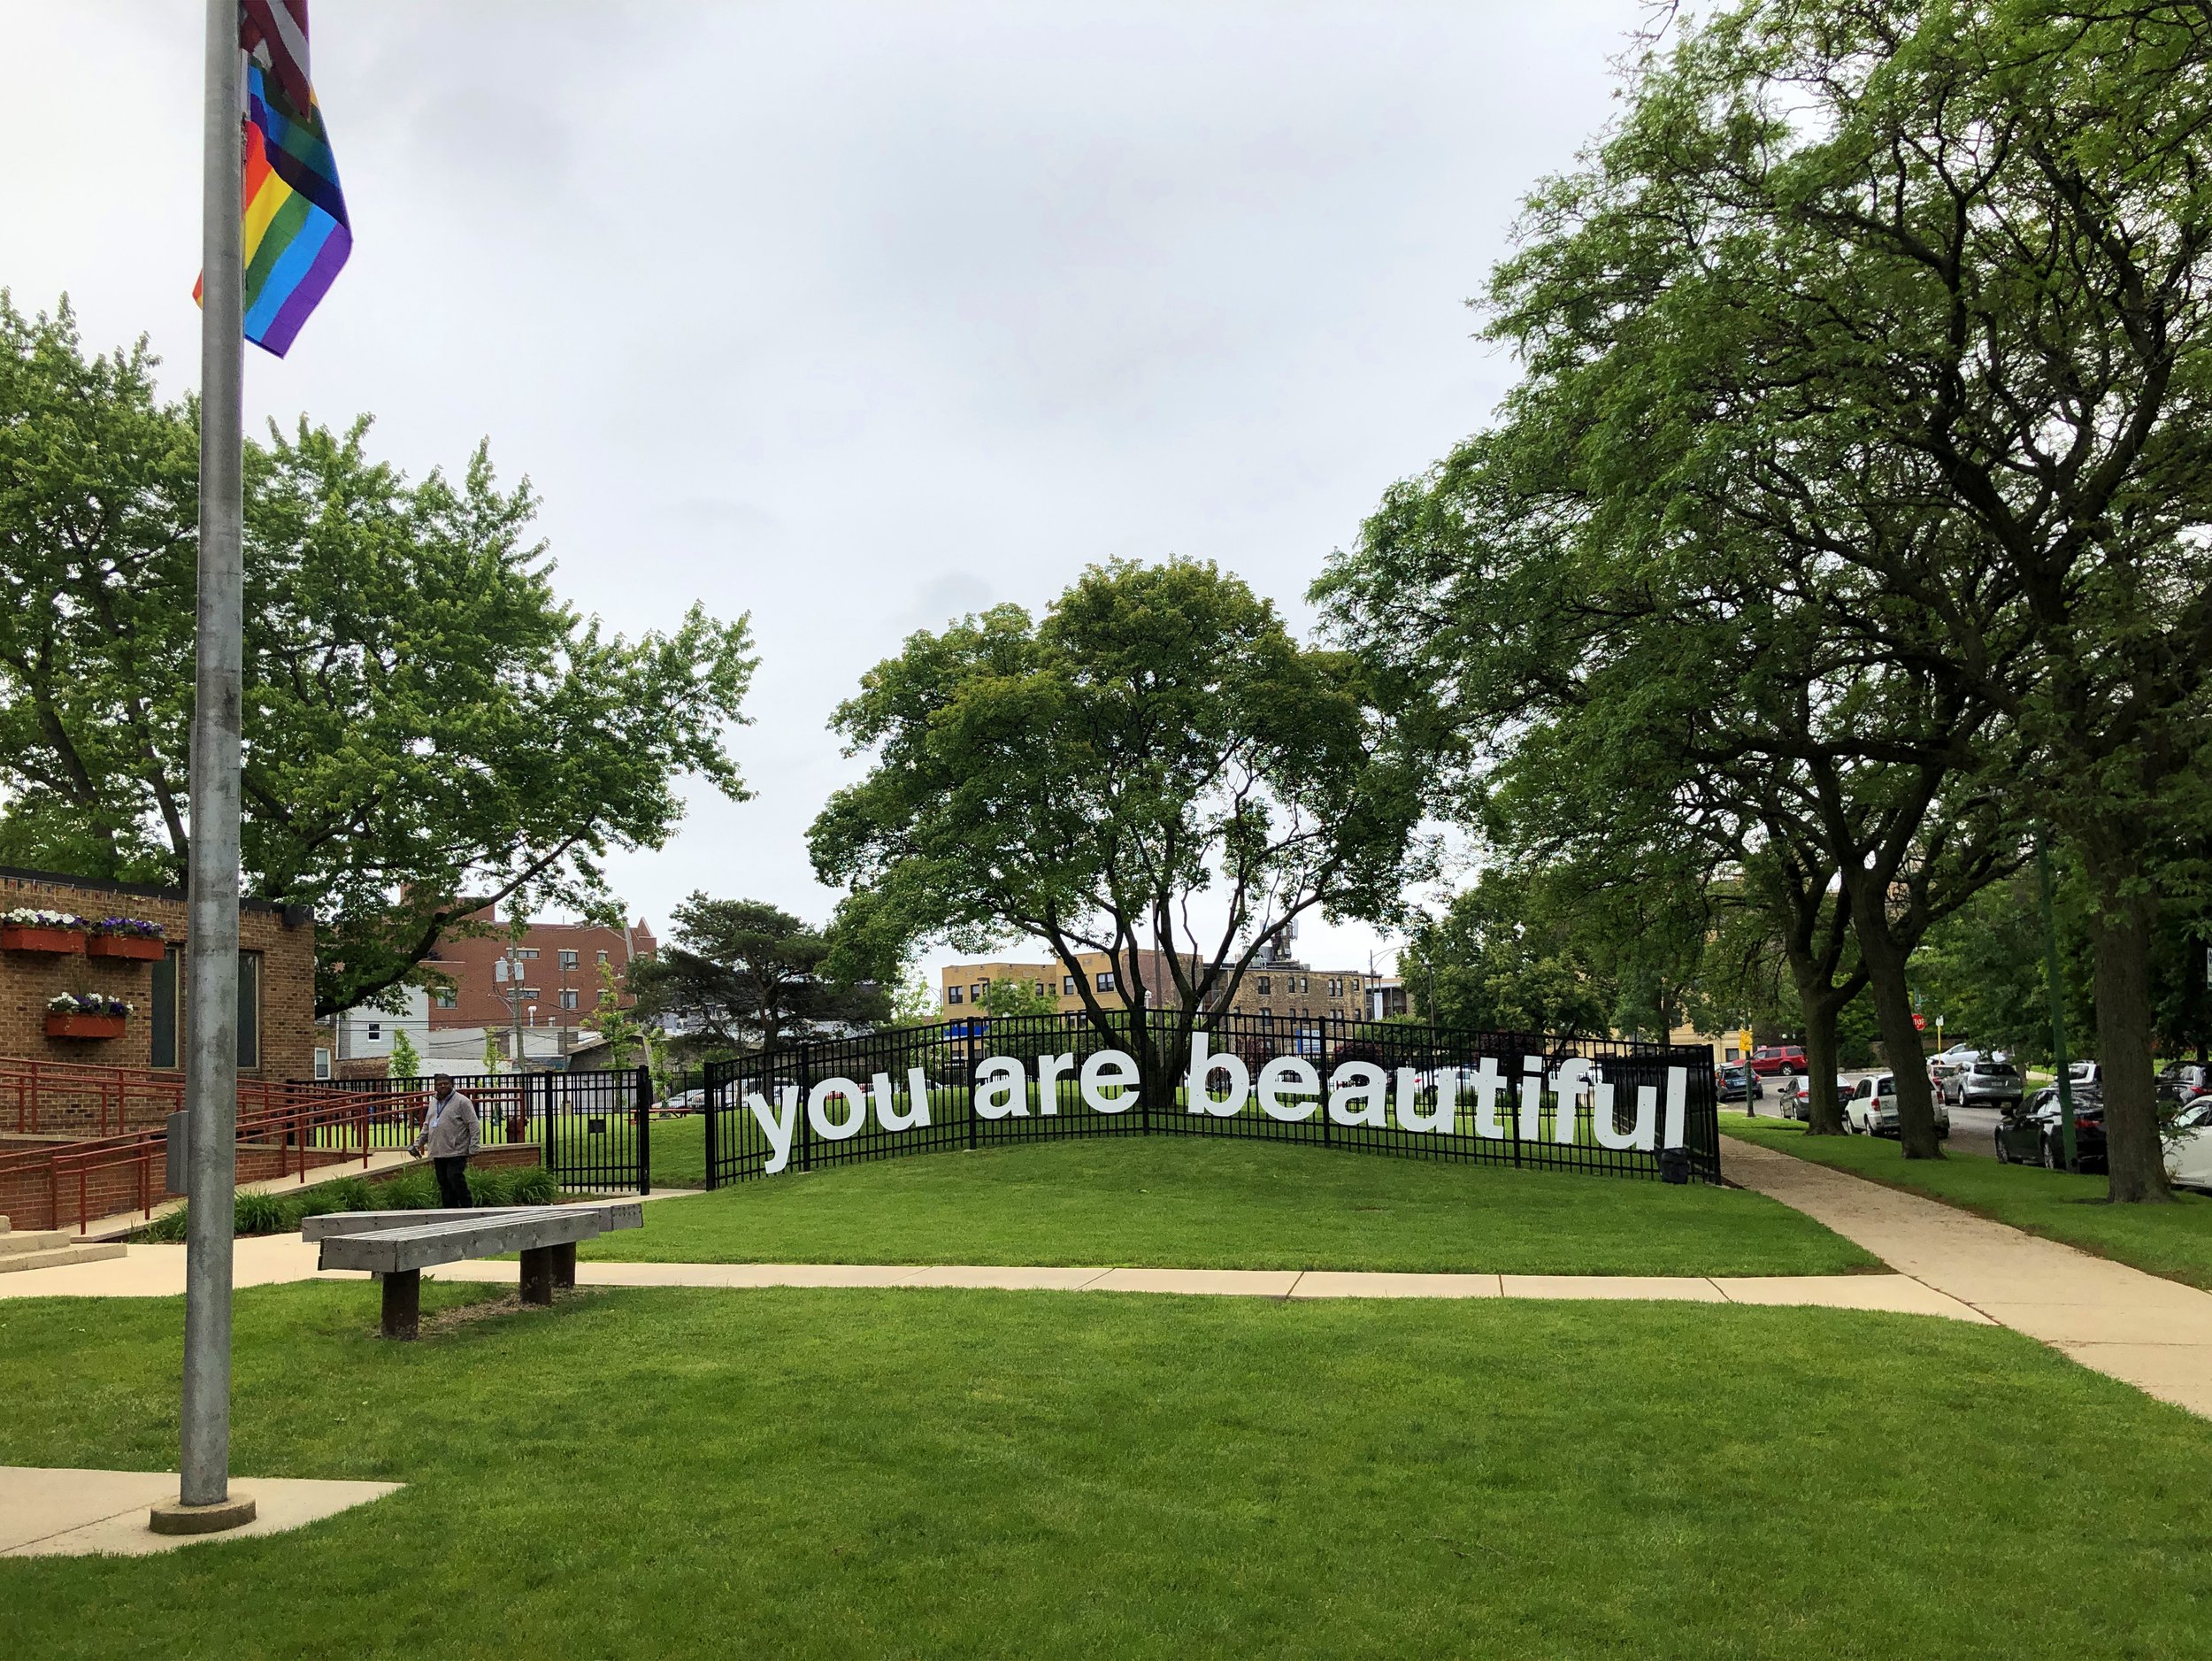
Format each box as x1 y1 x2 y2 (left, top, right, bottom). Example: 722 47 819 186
195 8 349 358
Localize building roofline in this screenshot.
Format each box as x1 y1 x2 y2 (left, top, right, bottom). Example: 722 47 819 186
0 863 299 918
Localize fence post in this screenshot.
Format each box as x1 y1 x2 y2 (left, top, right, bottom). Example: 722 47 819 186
704 1065 720 1191
634 1064 651 1196
964 1026 979 1152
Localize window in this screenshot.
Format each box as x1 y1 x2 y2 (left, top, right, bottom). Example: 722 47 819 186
971 981 987 1001
149 947 260 1070
1063 976 1075 996
559 988 579 1011
1328 978 1342 998
434 988 457 1009
1034 981 1048 998
1096 971 1117 991
1257 976 1271 995
516 948 540 959
518 986 540 1001
151 947 179 1068
366 1022 381 1042
596 950 609 964
558 949 579 970
235 950 261 1069
947 985 964 1005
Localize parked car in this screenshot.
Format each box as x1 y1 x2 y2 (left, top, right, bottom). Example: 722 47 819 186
660 1087 707 1113
1996 1084 2106 1171
2157 1062 2212 1105
1928 1042 1985 1081
1747 1045 1808 1077
1716 1062 1764 1103
1844 1073 1951 1138
1939 1057 2025 1111
1780 1074 1855 1122
2166 1098 2212 1190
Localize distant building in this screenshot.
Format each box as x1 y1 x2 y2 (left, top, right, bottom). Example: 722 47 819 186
938 927 1368 1031
422 904 656 1049
1365 977 1408 1021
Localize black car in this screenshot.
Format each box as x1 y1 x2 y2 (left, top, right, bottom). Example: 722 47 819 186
1715 1062 1764 1103
1995 1084 2106 1171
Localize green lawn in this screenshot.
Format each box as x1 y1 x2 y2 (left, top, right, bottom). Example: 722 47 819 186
5 1284 2211 1658
647 1111 706 1188
1723 1113 2212 1290
597 1133 1877 1275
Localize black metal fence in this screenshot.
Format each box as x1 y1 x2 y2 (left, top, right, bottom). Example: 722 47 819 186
305 1067 652 1194
701 1014 1717 1188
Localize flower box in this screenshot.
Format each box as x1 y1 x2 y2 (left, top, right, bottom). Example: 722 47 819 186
85 934 165 961
47 1011 125 1040
3 926 86 955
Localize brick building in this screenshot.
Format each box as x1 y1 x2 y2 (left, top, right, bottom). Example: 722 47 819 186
939 939 1367 1027
0 865 317 1097
422 904 656 1050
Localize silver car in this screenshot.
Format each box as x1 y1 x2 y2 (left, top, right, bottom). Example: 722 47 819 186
1941 1057 2024 1111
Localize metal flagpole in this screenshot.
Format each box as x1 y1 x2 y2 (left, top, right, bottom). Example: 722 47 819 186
156 0 254 1534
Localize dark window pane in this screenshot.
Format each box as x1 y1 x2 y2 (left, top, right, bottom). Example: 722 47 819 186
235 950 261 1070
150 947 180 1069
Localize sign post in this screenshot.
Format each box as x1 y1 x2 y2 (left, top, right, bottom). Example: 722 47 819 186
1739 1027 1755 1117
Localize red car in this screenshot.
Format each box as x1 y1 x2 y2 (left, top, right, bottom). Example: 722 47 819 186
1747 1045 1808 1076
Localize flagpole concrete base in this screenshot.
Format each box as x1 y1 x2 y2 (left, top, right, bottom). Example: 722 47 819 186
148 1494 257 1535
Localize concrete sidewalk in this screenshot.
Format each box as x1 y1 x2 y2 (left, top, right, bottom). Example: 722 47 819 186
0 1233 1985 1319
1724 1135 2212 1418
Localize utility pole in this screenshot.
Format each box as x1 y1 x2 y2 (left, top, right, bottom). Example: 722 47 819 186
156 2 253 1536
2035 827 2079 1173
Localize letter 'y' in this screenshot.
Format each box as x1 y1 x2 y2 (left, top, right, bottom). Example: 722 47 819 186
748 1085 802 1175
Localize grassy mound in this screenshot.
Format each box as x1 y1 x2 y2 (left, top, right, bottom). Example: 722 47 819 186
592 1134 1877 1275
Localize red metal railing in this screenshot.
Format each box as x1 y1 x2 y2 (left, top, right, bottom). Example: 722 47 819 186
1 1074 546 1234
1 1058 187 1136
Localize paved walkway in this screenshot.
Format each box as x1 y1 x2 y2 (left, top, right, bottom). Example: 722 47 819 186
0 1466 399 1558
1724 1136 2212 1418
0 1231 1982 1318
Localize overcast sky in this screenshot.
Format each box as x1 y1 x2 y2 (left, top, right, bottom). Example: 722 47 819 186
1 1 1641 981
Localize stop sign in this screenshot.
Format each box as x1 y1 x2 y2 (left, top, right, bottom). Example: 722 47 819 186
1912 1013 1927 1031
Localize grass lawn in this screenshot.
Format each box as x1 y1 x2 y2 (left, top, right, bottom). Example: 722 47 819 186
647 1111 707 1188
596 1133 1878 1275
1723 1112 2212 1290
4 1284 2211 1657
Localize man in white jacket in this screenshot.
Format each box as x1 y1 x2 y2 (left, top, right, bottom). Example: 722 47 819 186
411 1073 480 1207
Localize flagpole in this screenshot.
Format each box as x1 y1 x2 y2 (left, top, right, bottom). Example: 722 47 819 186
157 0 253 1534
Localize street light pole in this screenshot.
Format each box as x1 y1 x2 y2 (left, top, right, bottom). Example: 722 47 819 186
2035 827 2079 1173
157 1 255 1536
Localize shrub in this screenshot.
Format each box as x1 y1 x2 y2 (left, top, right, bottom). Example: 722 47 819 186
234 1190 297 1234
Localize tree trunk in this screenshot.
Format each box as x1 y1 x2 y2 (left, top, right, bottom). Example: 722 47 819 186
1793 974 1847 1136
2085 873 2173 1203
1848 898 1942 1158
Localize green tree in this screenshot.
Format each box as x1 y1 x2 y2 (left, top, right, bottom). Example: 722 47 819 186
981 975 1061 1019
1458 0 2212 1195
810 559 1427 1108
386 1025 421 1082
626 895 888 1054
583 956 649 1071
1398 871 1613 1037
0 296 757 1016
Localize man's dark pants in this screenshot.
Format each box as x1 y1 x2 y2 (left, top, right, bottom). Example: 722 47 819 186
434 1155 471 1208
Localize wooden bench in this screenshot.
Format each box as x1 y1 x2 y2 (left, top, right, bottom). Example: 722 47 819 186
311 1203 644 1338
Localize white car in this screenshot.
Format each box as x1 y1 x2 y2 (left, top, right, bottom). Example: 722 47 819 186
2167 1099 2212 1191
1845 1073 1952 1139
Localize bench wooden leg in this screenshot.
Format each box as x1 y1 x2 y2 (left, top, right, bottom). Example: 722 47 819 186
520 1245 555 1306
382 1268 421 1340
552 1241 576 1289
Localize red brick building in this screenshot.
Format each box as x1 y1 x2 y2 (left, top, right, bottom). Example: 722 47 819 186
423 904 656 1043
0 865 317 1119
